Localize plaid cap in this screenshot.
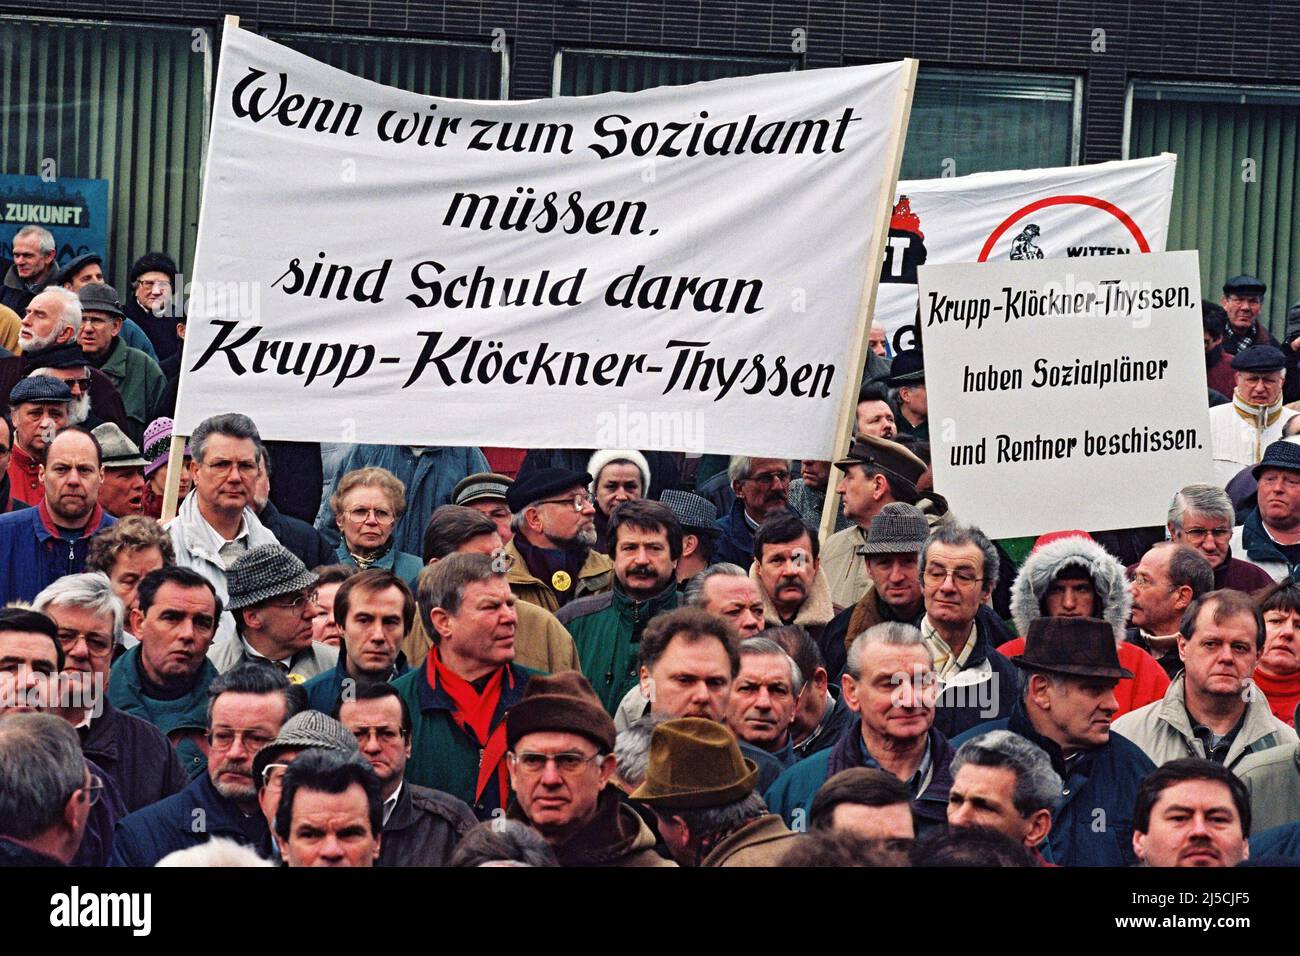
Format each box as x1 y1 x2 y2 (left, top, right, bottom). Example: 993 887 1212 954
9 374 72 406
1254 438 1300 480
855 502 928 555
226 544 319 610
659 489 720 535
252 710 360 784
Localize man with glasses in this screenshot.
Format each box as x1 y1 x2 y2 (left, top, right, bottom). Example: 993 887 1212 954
1208 344 1296 486
505 671 672 866
0 712 97 867
1126 543 1215 679
340 682 475 866
34 573 188 812
713 455 802 569
26 360 96 428
502 466 612 612
251 709 361 849
167 412 280 644
1166 483 1274 593
213 543 338 681
76 283 165 448
109 661 303 866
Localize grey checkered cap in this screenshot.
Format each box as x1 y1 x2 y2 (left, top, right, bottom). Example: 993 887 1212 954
659 489 719 533
856 503 929 555
253 711 360 782
226 543 319 610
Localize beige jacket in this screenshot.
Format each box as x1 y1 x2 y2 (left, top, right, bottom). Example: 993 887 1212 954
750 564 837 631
504 537 612 614
701 814 802 867
819 524 870 608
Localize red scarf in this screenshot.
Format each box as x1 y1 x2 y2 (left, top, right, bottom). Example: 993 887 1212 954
427 649 513 808
37 496 104 540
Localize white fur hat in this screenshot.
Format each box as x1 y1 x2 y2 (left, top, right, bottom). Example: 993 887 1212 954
587 449 651 494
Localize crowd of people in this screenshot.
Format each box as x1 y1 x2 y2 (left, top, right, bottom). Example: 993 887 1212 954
2 221 1299 870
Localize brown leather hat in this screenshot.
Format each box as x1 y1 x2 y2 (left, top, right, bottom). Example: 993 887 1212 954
1014 617 1134 680
629 717 758 810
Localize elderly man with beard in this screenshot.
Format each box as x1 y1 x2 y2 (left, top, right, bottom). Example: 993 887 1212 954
26 359 96 429
17 286 81 354
108 662 304 866
1132 759 1251 867
725 637 802 768
751 512 840 676
558 499 682 714
0 426 115 604
5 374 70 506
713 456 803 568
33 573 188 813
1209 345 1297 487
502 467 612 612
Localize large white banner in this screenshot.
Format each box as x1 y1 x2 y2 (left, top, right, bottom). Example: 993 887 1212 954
922 250 1213 539
173 28 913 459
877 155 1177 352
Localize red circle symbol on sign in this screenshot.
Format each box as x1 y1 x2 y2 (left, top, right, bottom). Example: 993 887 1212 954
977 195 1151 262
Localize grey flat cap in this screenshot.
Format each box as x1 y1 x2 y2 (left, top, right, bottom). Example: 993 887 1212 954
10 374 73 406
659 489 720 535
856 503 929 556
252 710 360 782
226 544 319 610
77 282 124 318
92 422 149 469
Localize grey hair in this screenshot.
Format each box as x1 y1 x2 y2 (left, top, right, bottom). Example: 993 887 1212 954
727 456 789 483
673 791 769 838
919 522 1000 593
416 552 502 639
190 413 261 464
14 224 55 254
844 621 926 681
613 712 671 788
32 572 125 644
738 636 804 696
952 729 1062 817
1168 484 1234 532
684 562 749 607
449 819 559 867
0 713 85 840
38 286 82 337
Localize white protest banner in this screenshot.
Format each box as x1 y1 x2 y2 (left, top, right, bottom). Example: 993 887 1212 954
173 26 915 461
921 250 1212 539
877 154 1177 351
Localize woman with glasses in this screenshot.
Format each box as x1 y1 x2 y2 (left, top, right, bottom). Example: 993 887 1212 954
330 467 423 587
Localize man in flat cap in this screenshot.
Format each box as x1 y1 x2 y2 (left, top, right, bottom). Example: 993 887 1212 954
502 466 612 612
659 489 721 587
1208 343 1297 486
1231 439 1300 581
5 374 71 506
253 708 360 835
506 671 672 866
887 348 928 441
951 616 1156 867
212 543 338 682
57 254 158 361
90 422 148 518
820 435 927 608
633 716 799 866
1220 274 1271 356
77 283 165 447
453 470 514 544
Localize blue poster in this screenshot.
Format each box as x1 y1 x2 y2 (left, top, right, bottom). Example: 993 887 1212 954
0 174 110 268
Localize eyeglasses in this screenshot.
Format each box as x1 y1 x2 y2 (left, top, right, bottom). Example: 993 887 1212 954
56 628 115 659
208 728 276 751
261 763 290 787
1180 527 1231 543
81 773 104 807
510 751 603 775
351 726 405 745
1131 572 1175 592
202 458 257 477
266 591 318 612
536 493 594 512
922 565 983 588
134 279 170 290
746 470 790 486
345 506 395 524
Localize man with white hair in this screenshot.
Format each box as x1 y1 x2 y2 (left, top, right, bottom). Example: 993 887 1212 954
2 225 59 315
32 573 188 812
17 286 81 354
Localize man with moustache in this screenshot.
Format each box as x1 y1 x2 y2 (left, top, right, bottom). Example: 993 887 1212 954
750 512 840 676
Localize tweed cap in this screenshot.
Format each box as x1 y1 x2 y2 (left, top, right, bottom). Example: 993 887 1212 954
1014 617 1133 680
453 471 513 506
91 422 149 469
56 252 102 286
856 502 928 555
252 710 360 784
1230 344 1286 372
226 544 319 610
506 671 616 752
1254 438 1300 480
505 467 591 513
886 348 925 386
1223 274 1266 297
630 717 759 810
833 434 927 489
9 374 72 406
78 282 124 319
659 489 720 536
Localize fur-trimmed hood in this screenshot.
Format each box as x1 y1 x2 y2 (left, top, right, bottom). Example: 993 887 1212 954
1010 535 1131 640
750 563 837 628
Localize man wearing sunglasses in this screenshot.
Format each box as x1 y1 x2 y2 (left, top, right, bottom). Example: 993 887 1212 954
109 661 302 866
213 543 338 682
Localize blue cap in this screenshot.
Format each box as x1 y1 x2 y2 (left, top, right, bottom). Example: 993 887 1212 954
9 374 73 406
1230 344 1286 372
1224 274 1266 297
1254 439 1300 480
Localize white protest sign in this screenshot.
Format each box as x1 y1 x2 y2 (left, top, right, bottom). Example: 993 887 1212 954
921 250 1213 539
876 155 1177 352
173 27 914 460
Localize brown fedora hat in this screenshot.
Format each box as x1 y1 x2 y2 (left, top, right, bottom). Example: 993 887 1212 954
1014 617 1134 680
630 717 758 810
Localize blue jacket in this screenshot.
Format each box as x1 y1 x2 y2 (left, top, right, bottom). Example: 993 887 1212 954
303 653 410 716
108 644 217 781
108 770 269 867
1240 506 1298 578
712 498 805 569
0 504 115 605
334 540 424 587
316 444 488 558
952 700 1155 867
765 720 955 835
1248 822 1300 861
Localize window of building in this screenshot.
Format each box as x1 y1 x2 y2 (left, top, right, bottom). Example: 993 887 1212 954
553 48 796 96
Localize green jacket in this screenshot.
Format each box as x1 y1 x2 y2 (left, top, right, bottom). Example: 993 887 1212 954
392 660 536 821
108 644 217 780
555 583 681 715
94 337 166 447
